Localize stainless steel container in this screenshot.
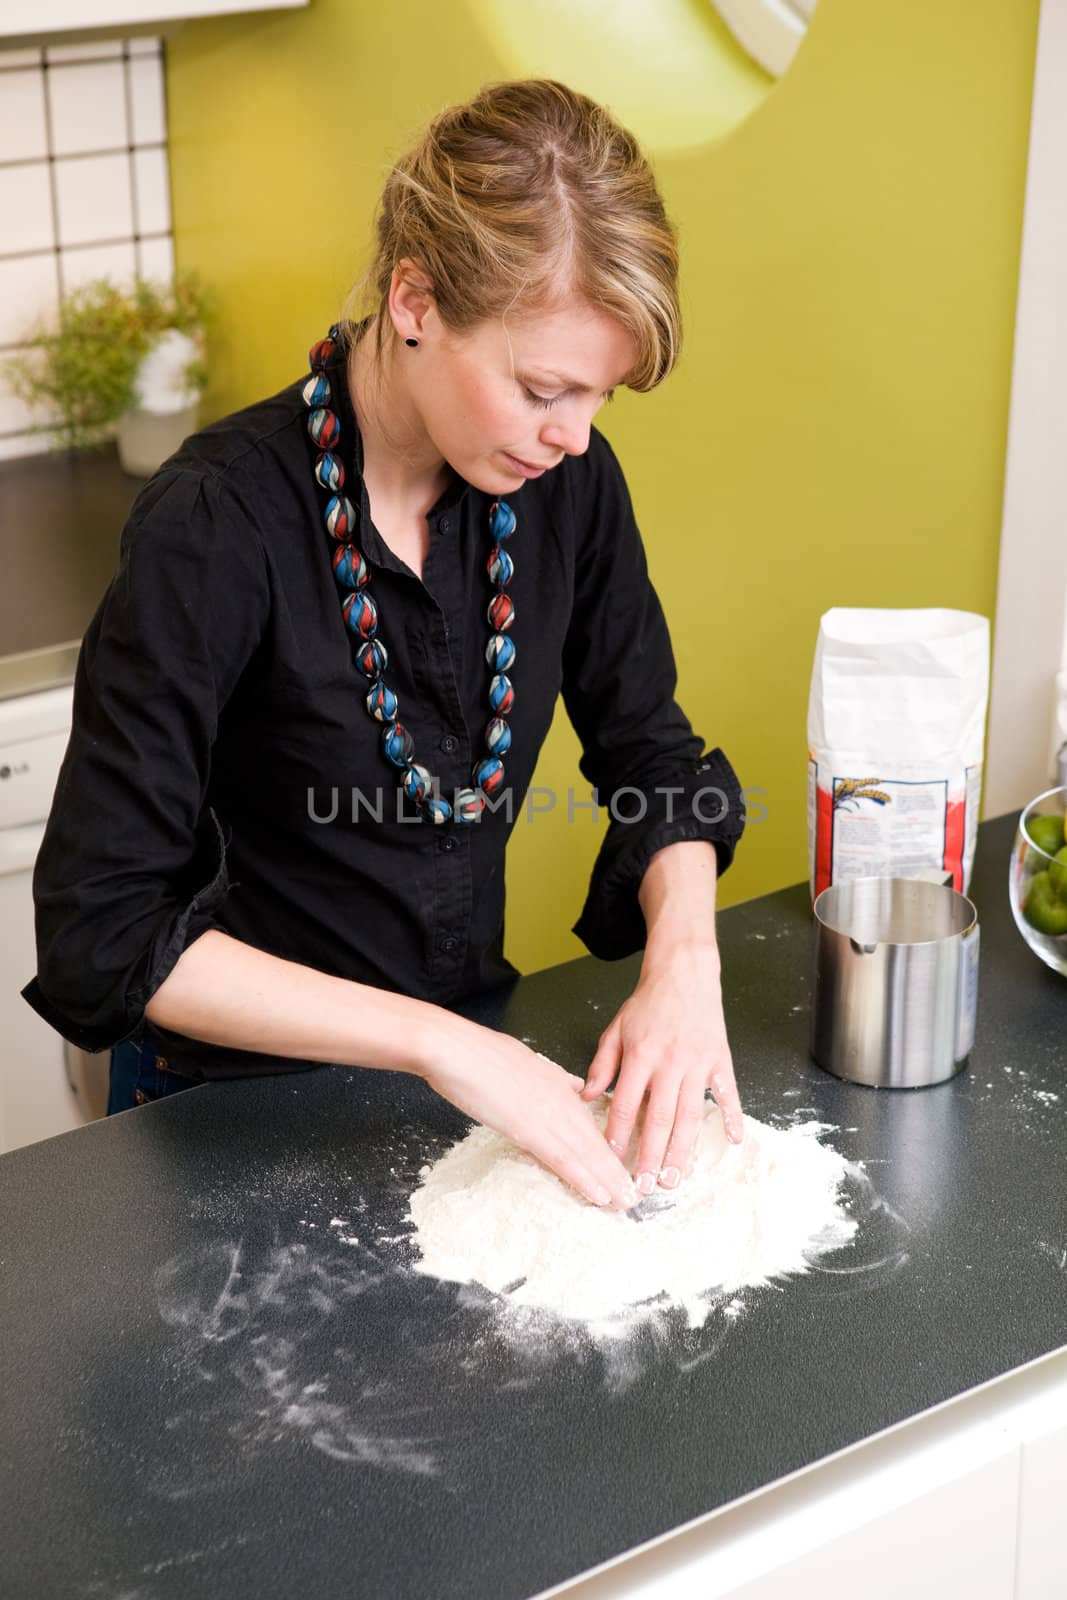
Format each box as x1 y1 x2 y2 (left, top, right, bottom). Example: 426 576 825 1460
811 877 980 1088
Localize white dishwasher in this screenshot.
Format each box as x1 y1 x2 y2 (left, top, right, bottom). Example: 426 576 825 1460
0 646 107 1153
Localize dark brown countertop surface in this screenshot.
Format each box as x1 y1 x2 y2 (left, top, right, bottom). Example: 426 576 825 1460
0 443 140 657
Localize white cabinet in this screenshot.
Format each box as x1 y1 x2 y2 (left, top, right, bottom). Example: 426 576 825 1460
0 677 87 1152
1016 1404 1067 1597
729 1452 1019 1600
0 0 309 52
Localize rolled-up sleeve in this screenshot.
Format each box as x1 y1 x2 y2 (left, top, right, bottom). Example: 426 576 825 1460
21 468 269 1051
561 432 745 961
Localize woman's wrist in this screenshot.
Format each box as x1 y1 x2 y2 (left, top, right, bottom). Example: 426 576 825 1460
403 1002 483 1081
638 840 720 976
641 930 721 982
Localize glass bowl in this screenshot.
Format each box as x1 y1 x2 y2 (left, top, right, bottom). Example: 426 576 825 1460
1009 785 1067 976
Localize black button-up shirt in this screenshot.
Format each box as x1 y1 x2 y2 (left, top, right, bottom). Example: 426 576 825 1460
23 336 745 1078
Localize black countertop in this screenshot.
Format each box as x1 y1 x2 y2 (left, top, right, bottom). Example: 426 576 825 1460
0 444 137 657
2 814 1065 1599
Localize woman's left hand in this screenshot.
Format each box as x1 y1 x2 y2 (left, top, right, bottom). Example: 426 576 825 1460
580 942 744 1194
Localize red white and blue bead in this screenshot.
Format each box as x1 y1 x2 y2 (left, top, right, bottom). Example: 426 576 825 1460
304 324 517 825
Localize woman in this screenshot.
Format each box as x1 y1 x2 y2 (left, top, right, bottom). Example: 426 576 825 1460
25 78 746 1212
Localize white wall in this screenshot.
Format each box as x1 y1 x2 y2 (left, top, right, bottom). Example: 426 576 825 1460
0 36 174 459
984 0 1067 812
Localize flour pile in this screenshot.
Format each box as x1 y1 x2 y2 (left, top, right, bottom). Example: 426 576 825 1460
408 1101 858 1329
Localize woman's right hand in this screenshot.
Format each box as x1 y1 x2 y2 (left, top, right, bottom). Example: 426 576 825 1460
418 1018 638 1211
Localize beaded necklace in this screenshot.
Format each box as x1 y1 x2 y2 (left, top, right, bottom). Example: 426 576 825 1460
303 325 515 825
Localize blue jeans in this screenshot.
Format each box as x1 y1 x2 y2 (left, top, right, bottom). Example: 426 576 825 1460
107 1037 198 1115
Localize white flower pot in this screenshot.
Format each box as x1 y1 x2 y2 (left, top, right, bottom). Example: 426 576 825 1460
116 401 200 477
116 328 203 477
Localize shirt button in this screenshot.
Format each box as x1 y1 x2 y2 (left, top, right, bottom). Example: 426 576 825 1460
440 734 459 754
440 516 451 535
438 835 458 852
438 934 458 953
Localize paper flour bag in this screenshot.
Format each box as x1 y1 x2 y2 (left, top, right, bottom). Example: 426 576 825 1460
807 608 990 898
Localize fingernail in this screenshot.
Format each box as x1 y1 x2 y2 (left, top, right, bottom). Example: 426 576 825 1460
593 1184 612 1206
659 1166 680 1190
635 1171 656 1196
607 1137 623 1153
620 1179 638 1209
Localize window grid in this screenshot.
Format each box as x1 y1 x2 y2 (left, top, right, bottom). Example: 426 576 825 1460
0 39 173 454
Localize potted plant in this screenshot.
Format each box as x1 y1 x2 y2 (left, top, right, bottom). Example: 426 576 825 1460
2 272 215 477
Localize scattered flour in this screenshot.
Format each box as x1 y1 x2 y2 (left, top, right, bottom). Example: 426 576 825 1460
407 1102 858 1330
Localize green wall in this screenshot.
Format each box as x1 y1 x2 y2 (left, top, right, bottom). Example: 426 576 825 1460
166 0 1040 973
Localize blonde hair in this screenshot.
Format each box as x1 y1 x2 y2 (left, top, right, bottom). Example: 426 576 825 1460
341 78 681 391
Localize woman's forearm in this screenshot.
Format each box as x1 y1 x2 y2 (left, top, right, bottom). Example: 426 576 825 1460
146 929 639 1210
637 840 720 973
144 928 459 1076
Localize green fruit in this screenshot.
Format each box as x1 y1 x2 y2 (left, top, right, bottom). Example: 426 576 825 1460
1023 871 1067 937
1026 814 1067 857
1050 846 1067 900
